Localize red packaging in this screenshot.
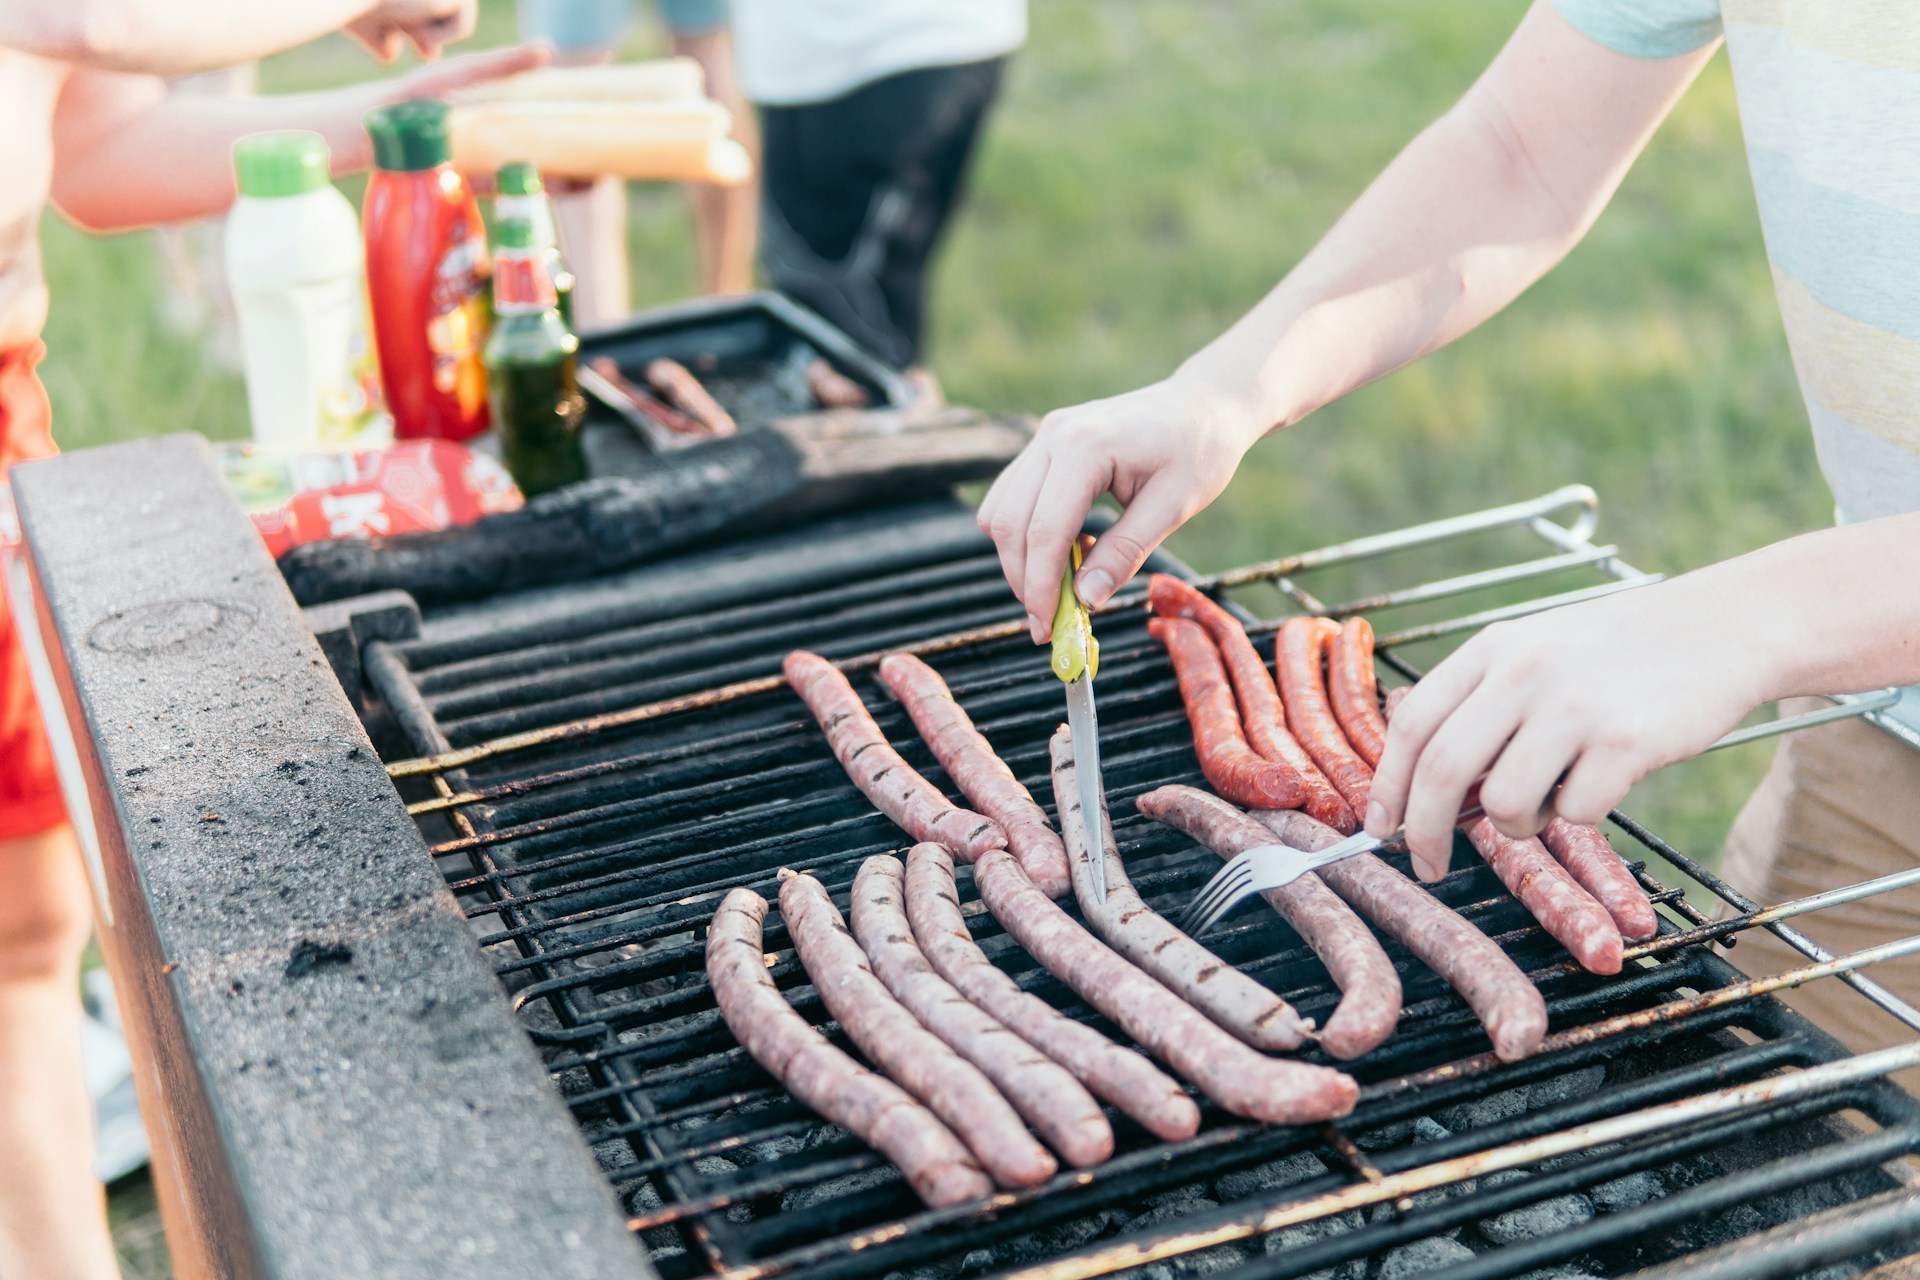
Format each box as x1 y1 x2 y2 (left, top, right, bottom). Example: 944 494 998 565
225 440 522 558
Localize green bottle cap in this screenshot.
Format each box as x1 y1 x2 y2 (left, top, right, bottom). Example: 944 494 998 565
365 99 451 172
496 161 544 197
232 130 331 198
493 216 538 250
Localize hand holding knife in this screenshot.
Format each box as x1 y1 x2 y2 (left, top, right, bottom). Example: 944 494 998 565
1051 541 1110 903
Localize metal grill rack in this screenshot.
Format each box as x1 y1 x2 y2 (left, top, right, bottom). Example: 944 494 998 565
362 487 1920 1280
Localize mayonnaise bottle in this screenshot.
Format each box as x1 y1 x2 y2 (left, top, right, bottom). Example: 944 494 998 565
226 130 386 450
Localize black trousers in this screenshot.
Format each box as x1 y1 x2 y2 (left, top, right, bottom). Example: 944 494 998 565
758 57 1007 369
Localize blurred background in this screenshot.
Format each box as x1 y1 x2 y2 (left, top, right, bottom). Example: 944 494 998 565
58 4 1810 1269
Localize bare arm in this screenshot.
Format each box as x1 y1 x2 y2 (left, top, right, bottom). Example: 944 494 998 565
1371 511 1920 876
49 44 546 233
979 0 1719 635
0 0 476 75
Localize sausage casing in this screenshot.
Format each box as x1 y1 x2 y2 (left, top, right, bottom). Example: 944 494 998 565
1275 617 1376 818
1328 617 1388 769
1149 616 1307 810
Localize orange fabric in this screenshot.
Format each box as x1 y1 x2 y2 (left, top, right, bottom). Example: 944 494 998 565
0 341 64 840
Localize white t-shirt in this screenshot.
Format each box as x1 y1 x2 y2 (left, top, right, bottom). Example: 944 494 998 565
732 0 1027 106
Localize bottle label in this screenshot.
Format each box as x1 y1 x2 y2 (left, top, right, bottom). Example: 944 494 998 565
426 213 490 397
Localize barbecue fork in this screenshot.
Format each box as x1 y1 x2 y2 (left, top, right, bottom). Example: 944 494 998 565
1177 802 1486 936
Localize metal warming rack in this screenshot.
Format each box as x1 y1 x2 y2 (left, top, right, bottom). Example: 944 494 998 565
359 484 1920 1280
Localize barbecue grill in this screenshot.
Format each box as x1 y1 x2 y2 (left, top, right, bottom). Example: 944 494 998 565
13 433 1920 1280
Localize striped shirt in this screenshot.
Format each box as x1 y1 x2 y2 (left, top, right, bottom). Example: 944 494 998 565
1555 0 1920 527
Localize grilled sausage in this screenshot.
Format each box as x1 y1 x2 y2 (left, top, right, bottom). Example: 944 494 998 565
1541 817 1658 942
1464 819 1623 975
1147 576 1355 832
877 653 1071 898
1149 616 1307 810
1328 617 1388 769
1250 809 1548 1061
903 843 1201 1142
706 887 991 1206
1049 727 1313 1051
588 356 709 435
1377 685 1625 975
851 855 1112 1166
1134 786 1401 1059
645 356 738 436
784 651 1006 859
778 872 1056 1188
971 848 1359 1125
807 358 872 409
1275 617 1376 818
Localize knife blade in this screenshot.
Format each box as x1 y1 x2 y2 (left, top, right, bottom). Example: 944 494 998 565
1050 544 1107 903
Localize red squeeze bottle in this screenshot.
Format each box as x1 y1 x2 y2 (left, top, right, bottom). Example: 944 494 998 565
362 99 492 441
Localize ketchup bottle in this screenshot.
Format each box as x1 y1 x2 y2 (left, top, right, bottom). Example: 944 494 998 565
363 100 492 441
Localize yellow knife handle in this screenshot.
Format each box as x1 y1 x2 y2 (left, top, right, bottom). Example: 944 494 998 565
1050 541 1100 682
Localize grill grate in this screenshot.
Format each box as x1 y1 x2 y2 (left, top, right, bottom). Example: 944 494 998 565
363 494 1920 1280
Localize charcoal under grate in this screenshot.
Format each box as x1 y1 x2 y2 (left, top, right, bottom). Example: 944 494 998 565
363 498 1920 1280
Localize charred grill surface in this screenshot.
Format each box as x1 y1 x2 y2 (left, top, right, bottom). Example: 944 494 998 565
368 502 1920 1280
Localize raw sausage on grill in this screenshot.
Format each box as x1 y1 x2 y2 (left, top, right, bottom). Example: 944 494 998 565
903 843 1201 1142
1149 616 1308 810
1328 617 1388 769
778 871 1056 1188
1134 785 1401 1059
850 855 1112 1166
1275 617 1376 818
645 356 738 436
1251 808 1548 1061
784 650 1006 859
1147 575 1355 832
971 848 1359 1125
1049 726 1313 1051
1541 817 1659 942
706 887 991 1206
878 652 1071 898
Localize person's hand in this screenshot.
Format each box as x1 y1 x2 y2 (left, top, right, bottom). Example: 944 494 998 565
348 0 478 63
372 41 551 106
1365 578 1774 880
978 374 1266 642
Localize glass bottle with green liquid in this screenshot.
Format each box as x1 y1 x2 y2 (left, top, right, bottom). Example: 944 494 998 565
485 216 585 496
493 161 576 328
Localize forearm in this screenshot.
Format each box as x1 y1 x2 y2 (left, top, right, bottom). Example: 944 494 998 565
52 86 378 231
0 0 373 73
1182 94 1586 435
1708 514 1920 701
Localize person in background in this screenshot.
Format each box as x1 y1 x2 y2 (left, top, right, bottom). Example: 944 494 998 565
518 0 758 320
732 0 1025 383
0 4 544 1273
978 1 1920 1070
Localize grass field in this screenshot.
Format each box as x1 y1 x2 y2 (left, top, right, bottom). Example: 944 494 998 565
40 8 1821 1265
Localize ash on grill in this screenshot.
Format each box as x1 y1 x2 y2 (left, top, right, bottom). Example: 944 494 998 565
359 489 1920 1280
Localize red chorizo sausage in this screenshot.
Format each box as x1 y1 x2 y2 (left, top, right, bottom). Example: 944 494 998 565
971 848 1359 1126
784 650 1006 859
1541 818 1658 942
1049 727 1313 1051
1148 616 1307 810
877 653 1070 898
1251 809 1548 1061
903 843 1201 1142
1275 617 1376 818
1328 618 1388 769
778 872 1056 1188
850 855 1112 1167
1134 785 1401 1059
1147 575 1355 832
706 887 991 1206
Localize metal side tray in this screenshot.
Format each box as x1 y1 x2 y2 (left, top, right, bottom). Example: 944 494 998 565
9 434 643 1280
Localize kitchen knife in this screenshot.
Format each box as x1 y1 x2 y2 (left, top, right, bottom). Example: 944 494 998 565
1051 542 1107 903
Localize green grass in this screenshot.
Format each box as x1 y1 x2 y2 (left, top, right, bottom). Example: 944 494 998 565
43 7 1809 868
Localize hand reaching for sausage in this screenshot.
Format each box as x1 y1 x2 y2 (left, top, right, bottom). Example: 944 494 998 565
1365 577 1771 881
977 374 1265 642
